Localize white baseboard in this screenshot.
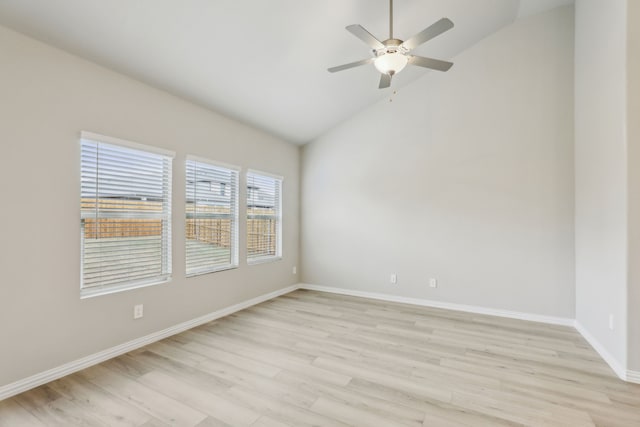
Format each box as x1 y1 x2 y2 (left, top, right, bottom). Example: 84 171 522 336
573 320 627 381
0 284 300 401
299 284 574 326
627 370 640 384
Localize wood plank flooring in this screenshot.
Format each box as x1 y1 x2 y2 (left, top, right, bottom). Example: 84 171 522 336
1 290 639 426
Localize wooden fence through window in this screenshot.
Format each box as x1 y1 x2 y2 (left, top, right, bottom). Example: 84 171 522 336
82 198 276 255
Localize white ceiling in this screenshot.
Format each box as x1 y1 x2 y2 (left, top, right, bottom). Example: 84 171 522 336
0 0 572 144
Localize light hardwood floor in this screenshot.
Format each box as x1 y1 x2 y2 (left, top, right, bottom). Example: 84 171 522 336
1 290 639 426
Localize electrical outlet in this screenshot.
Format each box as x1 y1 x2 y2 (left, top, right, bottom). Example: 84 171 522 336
390 273 397 284
429 278 438 288
292 266 297 275
609 314 614 330
134 304 144 319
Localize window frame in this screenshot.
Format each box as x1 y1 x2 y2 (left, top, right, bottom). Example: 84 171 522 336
185 155 240 277
246 169 283 265
79 131 174 299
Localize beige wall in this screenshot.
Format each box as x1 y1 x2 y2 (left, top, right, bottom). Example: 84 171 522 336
301 7 575 318
627 0 640 372
0 25 300 387
574 0 628 370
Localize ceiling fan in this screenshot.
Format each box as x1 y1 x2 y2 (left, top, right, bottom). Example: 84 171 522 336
328 0 454 89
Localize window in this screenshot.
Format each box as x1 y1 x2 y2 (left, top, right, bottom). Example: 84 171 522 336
185 157 239 275
80 132 173 297
247 171 282 263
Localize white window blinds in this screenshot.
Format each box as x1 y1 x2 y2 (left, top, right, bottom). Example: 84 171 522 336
80 133 173 297
186 158 239 275
247 171 282 263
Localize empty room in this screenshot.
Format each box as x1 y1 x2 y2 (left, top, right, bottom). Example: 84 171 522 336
1 0 639 425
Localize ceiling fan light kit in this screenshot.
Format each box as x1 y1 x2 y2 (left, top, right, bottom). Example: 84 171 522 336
328 0 455 89
373 41 409 75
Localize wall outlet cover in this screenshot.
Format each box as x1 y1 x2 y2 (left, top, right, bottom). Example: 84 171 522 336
134 304 144 319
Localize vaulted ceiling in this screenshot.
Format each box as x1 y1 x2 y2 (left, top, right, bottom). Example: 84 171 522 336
0 0 573 144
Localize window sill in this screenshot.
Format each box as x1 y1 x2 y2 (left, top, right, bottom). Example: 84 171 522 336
80 277 171 299
247 256 282 266
186 264 238 278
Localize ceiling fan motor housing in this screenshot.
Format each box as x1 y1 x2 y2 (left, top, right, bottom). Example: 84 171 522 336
374 39 408 56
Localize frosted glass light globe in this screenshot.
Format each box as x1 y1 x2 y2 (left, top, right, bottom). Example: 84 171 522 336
374 52 409 75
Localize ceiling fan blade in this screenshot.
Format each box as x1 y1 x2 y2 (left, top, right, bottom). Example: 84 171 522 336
401 18 454 51
409 55 453 72
379 73 392 89
346 24 385 50
328 58 374 73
